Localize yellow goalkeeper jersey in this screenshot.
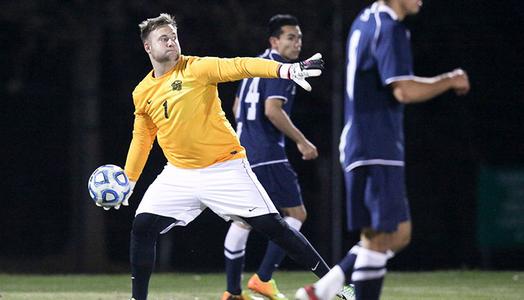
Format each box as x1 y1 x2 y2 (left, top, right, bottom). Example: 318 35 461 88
124 55 280 181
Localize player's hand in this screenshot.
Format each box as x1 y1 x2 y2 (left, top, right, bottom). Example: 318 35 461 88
279 53 324 92
98 180 136 210
448 68 470 96
117 180 136 209
297 139 318 160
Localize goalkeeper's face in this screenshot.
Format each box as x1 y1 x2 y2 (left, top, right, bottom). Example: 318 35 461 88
272 25 302 61
145 24 181 64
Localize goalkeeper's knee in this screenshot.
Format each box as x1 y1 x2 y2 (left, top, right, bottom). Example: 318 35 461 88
130 213 176 266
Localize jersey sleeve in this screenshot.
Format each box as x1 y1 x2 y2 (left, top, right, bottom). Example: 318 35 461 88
264 78 294 103
124 109 158 182
189 57 280 84
375 21 414 85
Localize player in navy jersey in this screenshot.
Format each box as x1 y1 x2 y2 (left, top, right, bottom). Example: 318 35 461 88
222 14 320 300
296 1 470 300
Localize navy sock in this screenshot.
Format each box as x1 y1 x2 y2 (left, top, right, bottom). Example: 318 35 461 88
225 256 245 295
257 241 286 282
339 245 360 284
354 277 384 300
351 247 388 300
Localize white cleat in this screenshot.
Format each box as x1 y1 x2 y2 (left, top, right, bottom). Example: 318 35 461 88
336 285 355 300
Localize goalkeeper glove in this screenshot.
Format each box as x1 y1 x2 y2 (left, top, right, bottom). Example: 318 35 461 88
100 180 136 210
278 53 324 92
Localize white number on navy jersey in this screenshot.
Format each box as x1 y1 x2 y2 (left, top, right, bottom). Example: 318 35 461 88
245 78 260 120
236 121 243 138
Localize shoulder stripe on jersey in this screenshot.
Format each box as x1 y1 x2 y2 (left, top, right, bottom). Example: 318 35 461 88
266 95 288 103
251 159 289 168
259 48 271 59
371 2 400 55
269 49 281 61
344 159 404 172
376 2 399 20
385 75 416 85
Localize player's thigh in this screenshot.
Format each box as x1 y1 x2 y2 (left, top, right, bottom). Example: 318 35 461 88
345 165 410 232
199 159 278 220
253 162 304 209
136 163 204 228
345 167 371 231
366 165 410 231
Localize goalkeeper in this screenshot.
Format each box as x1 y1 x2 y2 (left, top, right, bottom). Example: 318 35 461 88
110 13 335 300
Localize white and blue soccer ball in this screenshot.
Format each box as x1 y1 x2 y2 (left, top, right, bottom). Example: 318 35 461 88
88 164 130 207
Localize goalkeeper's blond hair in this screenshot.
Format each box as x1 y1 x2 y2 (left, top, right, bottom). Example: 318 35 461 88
139 13 177 42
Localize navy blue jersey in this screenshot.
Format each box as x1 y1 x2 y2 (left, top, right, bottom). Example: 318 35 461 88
236 49 297 167
339 2 414 172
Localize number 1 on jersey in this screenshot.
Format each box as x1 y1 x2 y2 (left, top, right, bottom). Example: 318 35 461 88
163 100 169 119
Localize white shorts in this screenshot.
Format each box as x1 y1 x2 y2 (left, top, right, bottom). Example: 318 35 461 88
136 158 278 231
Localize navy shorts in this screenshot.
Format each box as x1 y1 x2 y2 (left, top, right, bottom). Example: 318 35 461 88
344 165 411 232
252 162 303 208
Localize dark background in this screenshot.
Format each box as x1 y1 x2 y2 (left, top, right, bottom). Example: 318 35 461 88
1 0 523 273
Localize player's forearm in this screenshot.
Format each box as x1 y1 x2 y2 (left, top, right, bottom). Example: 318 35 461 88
266 109 307 144
124 133 154 182
124 115 156 181
391 75 454 103
192 57 280 84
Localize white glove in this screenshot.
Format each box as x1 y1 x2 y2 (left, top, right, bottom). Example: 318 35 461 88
278 53 324 92
99 180 136 210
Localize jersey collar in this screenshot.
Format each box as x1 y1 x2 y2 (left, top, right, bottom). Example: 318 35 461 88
373 1 399 21
268 49 290 63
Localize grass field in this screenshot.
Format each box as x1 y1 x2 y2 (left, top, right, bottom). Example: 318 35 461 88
1 271 523 300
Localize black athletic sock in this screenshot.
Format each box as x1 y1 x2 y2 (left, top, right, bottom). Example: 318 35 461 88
130 230 156 300
130 213 177 300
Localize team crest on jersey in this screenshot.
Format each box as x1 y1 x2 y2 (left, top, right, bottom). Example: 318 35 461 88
171 80 182 91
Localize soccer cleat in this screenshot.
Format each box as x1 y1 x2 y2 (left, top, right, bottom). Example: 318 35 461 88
294 285 318 300
221 291 262 300
247 274 288 300
336 285 355 300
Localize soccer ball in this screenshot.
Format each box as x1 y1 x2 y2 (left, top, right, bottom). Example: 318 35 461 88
87 164 130 207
